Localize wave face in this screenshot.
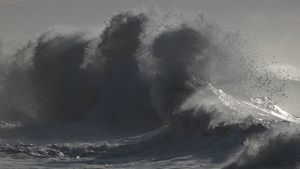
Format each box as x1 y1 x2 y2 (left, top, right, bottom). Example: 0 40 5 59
0 9 299 169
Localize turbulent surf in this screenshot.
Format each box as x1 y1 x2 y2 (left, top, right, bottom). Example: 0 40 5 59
0 8 299 169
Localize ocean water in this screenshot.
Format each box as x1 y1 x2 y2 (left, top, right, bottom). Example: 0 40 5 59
0 8 299 169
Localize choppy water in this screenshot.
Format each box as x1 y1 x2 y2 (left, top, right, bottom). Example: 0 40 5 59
0 8 299 169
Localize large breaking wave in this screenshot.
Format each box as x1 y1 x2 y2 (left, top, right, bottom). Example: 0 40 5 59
0 8 299 169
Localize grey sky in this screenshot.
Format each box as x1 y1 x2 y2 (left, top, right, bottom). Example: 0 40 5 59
0 0 300 67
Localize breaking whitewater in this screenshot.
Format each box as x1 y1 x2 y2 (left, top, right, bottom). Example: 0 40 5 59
0 8 299 169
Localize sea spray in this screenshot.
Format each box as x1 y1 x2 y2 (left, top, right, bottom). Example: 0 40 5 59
0 8 299 169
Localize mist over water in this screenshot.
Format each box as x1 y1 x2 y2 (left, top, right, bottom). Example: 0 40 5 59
0 8 299 169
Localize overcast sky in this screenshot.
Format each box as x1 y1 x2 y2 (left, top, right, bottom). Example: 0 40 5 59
0 0 300 68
